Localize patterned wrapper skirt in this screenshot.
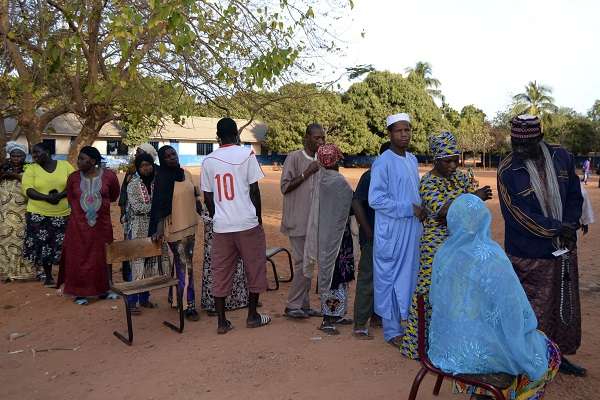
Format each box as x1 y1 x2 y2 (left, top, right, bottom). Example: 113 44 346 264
454 338 561 400
23 213 68 268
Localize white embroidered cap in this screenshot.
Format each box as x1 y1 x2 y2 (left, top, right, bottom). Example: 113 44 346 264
386 113 411 128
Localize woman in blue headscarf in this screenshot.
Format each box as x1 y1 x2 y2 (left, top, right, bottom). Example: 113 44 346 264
428 194 560 399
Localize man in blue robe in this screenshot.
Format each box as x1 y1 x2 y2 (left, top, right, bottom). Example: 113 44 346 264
369 113 425 346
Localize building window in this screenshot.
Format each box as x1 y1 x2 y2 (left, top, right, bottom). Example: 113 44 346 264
42 139 56 155
107 140 128 155
196 143 213 155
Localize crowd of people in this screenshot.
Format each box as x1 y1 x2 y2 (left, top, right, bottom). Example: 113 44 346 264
0 112 595 399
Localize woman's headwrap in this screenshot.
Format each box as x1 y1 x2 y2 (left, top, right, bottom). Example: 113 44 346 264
429 131 460 160
6 141 27 156
317 144 343 168
137 143 158 161
80 146 102 166
134 152 155 194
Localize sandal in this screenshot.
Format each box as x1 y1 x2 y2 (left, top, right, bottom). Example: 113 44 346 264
247 314 272 328
387 336 403 349
352 329 374 340
335 317 353 325
140 301 158 309
74 297 89 306
217 320 234 335
319 321 340 335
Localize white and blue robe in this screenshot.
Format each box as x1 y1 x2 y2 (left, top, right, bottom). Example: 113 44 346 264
369 150 422 341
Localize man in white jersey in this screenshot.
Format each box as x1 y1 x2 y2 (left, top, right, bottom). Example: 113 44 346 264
201 118 271 334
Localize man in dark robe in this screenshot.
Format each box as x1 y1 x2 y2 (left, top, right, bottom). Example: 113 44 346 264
498 114 585 376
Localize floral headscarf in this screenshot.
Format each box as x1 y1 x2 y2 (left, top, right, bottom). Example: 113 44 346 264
429 131 460 160
317 144 343 168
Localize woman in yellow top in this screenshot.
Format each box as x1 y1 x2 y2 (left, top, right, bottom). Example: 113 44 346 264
22 142 74 286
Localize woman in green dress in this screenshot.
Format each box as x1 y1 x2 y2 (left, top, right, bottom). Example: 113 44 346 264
399 131 492 358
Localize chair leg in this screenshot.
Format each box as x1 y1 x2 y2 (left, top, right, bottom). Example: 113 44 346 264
433 374 444 396
408 367 428 400
278 248 294 283
267 259 279 291
114 294 133 345
163 284 184 333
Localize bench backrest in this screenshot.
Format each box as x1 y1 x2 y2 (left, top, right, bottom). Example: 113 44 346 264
106 238 163 264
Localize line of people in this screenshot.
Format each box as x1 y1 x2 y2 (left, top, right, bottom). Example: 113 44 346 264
280 113 588 400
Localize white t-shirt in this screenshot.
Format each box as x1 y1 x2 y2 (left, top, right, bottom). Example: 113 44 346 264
201 145 265 233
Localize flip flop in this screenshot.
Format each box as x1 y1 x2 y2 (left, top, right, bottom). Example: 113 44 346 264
319 322 340 335
217 320 234 334
74 297 89 306
247 314 272 328
335 317 353 325
352 329 374 340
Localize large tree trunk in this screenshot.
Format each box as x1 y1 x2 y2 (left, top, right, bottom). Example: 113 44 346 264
67 112 109 165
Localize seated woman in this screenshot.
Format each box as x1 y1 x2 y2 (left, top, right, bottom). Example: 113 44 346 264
428 194 560 400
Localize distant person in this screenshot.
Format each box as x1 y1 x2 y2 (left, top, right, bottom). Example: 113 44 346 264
582 157 591 185
400 131 492 359
429 194 560 400
498 115 585 376
369 113 425 347
201 117 270 334
580 181 594 235
57 147 120 305
149 145 201 321
280 124 326 319
22 142 74 286
303 144 354 335
0 142 34 281
351 141 390 339
123 153 169 314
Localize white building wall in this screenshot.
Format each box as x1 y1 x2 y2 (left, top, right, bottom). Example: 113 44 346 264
178 141 197 155
92 140 108 155
55 137 72 154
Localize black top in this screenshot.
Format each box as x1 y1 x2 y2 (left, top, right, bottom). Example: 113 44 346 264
353 169 375 246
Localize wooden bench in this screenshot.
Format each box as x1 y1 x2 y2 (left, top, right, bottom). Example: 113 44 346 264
407 294 515 400
266 247 293 291
106 238 184 346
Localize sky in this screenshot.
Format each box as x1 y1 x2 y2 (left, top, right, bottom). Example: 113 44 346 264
333 0 600 118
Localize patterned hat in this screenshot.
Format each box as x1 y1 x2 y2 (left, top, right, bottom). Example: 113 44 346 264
317 144 343 168
429 131 460 160
510 114 542 139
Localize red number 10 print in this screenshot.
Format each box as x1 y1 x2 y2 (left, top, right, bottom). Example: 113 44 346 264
215 173 235 201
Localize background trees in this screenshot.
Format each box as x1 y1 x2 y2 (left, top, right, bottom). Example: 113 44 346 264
1 0 352 161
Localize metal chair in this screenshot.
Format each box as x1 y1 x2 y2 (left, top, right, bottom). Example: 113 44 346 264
265 247 293 291
408 294 514 400
106 238 184 345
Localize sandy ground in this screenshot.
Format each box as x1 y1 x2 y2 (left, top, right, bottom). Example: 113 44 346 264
1 167 599 400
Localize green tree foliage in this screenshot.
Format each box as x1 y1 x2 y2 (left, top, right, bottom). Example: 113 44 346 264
261 83 377 155
544 108 600 154
343 71 446 153
588 100 600 122
512 81 558 117
405 61 442 100
1 0 352 161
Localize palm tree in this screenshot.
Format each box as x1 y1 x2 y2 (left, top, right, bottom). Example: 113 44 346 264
512 81 558 116
405 61 442 99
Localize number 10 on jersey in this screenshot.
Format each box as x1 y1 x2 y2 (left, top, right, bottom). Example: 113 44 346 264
215 173 235 201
